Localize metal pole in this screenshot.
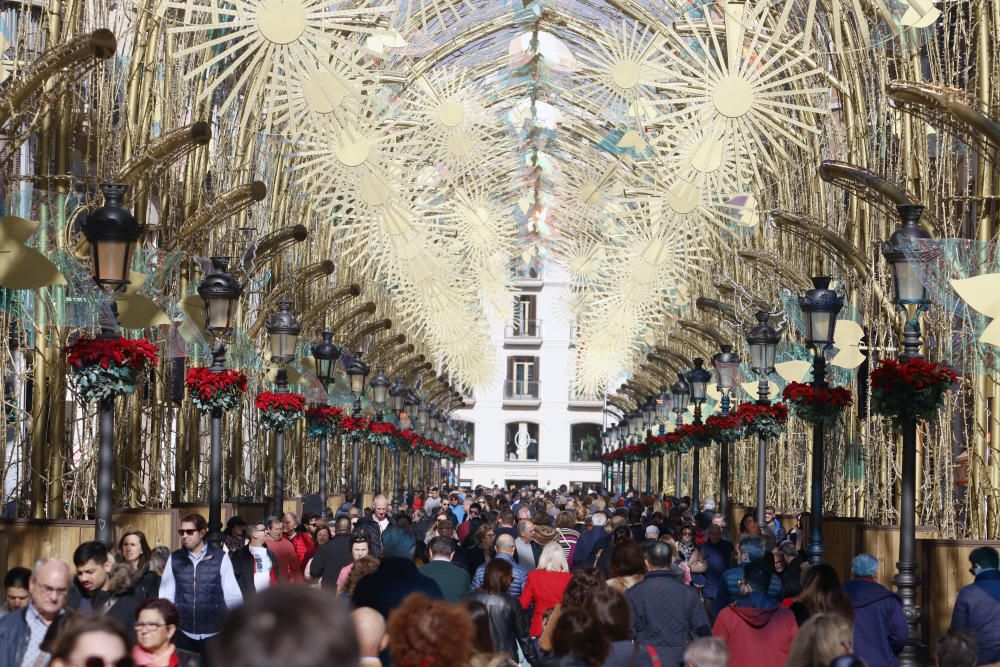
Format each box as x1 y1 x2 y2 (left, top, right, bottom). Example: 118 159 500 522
350 395 361 496
273 368 288 517
645 457 652 495
319 434 328 516
375 446 383 495
755 375 770 527
658 455 664 497
207 342 226 545
675 453 682 498
394 450 401 502
895 416 921 666
96 396 115 545
692 404 702 510
720 392 731 520
808 351 826 565
408 452 414 493
208 407 223 544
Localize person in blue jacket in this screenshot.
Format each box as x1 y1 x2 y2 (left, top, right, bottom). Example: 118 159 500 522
951 546 1000 666
842 553 908 667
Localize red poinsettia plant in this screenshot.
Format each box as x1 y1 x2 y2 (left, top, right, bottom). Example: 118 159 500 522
65 336 159 402
705 414 743 445
647 431 689 455
255 391 305 432
185 367 247 413
870 358 957 426
305 405 343 438
734 402 788 440
676 423 712 451
782 382 853 428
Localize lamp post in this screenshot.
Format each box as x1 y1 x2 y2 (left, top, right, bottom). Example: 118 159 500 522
642 396 656 495
416 400 429 489
628 409 641 491
198 257 243 545
343 351 369 496
404 392 419 494
799 277 844 565
82 183 142 545
883 203 931 667
687 358 711 510
656 387 672 496
618 417 629 494
746 311 780 526
311 331 340 516
389 378 407 501
671 373 690 499
266 298 300 517
712 345 741 520
370 369 390 494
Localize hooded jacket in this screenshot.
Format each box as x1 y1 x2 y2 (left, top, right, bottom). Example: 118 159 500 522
712 592 797 667
67 563 142 642
843 578 908 667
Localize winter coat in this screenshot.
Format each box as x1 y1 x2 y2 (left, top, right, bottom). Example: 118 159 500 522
572 527 610 568
520 570 572 637
419 559 471 602
230 544 279 598
711 592 798 667
473 553 527 598
626 569 711 667
351 557 443 620
843 578 908 667
354 517 394 557
0 606 31 667
309 534 353 589
601 640 655 667
713 563 781 616
951 569 1000 665
67 564 142 642
133 565 162 601
466 590 538 666
698 539 734 600
288 530 316 574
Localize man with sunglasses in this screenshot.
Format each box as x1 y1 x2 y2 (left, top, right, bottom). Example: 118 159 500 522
0 559 71 667
159 513 243 657
230 523 278 598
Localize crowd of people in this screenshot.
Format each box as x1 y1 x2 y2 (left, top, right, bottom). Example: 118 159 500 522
0 484 998 667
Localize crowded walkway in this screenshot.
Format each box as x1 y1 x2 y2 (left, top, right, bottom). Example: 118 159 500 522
0 485 995 667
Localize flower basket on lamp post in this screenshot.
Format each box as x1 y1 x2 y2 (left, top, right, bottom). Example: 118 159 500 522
65 336 159 402
185 367 247 413
782 382 853 428
255 391 306 432
870 358 957 427
705 414 743 445
305 405 343 439
735 402 788 440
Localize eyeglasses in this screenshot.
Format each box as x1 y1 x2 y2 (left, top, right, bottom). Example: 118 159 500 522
177 529 199 536
38 584 69 596
75 657 134 667
134 622 166 631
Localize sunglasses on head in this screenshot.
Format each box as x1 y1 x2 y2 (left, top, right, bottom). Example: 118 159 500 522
177 528 199 536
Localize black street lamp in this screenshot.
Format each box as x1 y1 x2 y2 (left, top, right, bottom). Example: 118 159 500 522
656 387 672 495
389 379 407 501
343 352 369 495
197 257 243 545
311 330 341 516
670 373 690 499
370 369 390 494
266 298 300 516
642 396 656 494
799 277 844 565
883 203 932 667
712 344 741 519
618 417 630 494
687 358 712 509
746 311 781 526
627 409 642 490
404 392 419 493
82 183 142 545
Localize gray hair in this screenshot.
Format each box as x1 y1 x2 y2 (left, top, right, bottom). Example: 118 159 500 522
517 520 534 536
851 553 879 579
266 516 283 530
31 559 70 580
591 512 607 527
683 637 729 667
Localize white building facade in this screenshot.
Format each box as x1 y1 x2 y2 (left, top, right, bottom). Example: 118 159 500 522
454 264 605 491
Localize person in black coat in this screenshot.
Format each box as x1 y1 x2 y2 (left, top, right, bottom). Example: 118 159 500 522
230 523 279 598
310 515 354 590
572 513 610 568
67 542 141 643
353 495 395 556
465 559 538 665
352 526 443 620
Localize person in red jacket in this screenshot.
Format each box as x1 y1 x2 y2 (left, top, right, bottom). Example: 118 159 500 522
519 542 573 638
713 561 798 667
283 511 316 575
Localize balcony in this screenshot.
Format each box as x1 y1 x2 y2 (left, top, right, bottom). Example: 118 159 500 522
504 319 542 345
568 389 603 408
511 265 543 287
503 380 541 407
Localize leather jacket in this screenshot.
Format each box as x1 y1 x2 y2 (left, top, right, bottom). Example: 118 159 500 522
466 590 538 666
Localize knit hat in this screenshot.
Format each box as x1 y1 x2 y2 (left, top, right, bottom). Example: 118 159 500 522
533 524 557 546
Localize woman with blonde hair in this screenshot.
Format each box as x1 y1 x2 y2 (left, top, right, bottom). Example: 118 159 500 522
784 613 854 667
520 542 573 639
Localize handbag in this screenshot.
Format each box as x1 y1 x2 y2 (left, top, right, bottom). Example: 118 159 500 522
689 547 708 574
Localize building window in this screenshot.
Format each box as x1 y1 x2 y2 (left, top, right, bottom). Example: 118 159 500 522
509 295 539 337
570 423 602 462
506 421 538 461
505 356 539 399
